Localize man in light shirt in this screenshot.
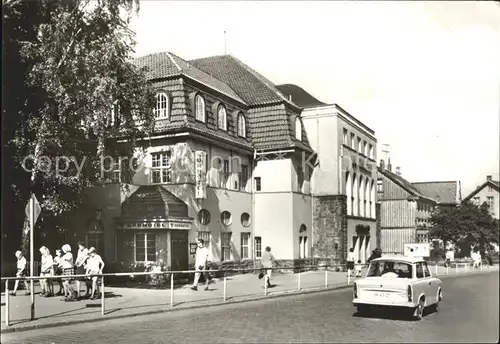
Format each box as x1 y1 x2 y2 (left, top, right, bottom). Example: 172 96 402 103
191 239 210 291
85 247 105 299
75 241 91 299
11 250 30 296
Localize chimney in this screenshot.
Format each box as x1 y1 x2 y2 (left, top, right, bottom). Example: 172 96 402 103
487 175 492 181
396 166 401 176
380 159 385 170
387 158 392 172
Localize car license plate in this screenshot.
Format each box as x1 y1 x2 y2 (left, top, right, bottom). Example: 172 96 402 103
373 292 389 298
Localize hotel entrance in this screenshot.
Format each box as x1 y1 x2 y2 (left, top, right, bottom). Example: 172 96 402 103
115 185 193 270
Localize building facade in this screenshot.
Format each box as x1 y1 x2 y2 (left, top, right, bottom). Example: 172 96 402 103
462 175 500 219
60 52 317 271
377 160 437 255
300 103 378 265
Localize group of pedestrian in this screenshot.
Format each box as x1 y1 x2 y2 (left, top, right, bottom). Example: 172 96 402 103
10 241 105 302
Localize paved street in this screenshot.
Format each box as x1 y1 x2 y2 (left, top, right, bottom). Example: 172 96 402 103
2 271 498 343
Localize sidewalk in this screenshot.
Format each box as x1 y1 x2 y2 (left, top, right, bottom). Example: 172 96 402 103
1 264 497 334
0 269 355 333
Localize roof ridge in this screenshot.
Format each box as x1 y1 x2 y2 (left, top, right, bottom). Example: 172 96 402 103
225 55 300 108
165 52 183 72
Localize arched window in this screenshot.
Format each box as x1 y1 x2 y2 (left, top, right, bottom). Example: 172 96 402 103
295 117 302 141
237 113 246 138
154 92 169 119
221 211 232 226
217 104 227 131
195 94 206 123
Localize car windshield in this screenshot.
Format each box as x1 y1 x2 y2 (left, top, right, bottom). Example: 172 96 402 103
366 260 413 278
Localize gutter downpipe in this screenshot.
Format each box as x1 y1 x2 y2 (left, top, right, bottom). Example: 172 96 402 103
252 148 257 271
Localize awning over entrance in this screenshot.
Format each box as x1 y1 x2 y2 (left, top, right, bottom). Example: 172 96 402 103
120 185 189 219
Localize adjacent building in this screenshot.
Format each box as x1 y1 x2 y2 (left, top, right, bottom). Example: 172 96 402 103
377 160 436 255
279 85 378 266
462 175 500 219
411 180 462 210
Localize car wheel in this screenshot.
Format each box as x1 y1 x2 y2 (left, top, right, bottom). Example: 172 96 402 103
437 288 443 302
414 299 425 321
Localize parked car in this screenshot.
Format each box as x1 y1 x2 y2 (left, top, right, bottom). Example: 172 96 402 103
352 256 443 320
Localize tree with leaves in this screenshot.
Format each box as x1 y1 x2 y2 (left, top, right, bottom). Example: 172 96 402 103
430 201 499 257
2 0 155 259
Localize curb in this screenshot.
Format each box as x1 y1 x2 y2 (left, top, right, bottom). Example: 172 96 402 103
1 283 352 334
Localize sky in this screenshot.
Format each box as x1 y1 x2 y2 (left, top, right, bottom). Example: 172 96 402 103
129 1 500 197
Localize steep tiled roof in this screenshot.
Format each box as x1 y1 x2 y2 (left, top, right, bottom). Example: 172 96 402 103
133 52 245 105
275 84 327 108
121 185 189 218
190 55 298 108
462 180 500 202
191 55 313 152
378 168 435 202
412 181 461 204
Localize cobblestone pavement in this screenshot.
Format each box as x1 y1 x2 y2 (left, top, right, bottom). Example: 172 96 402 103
2 271 498 343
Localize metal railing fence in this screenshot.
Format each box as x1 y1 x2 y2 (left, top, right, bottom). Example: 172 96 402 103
1 261 496 327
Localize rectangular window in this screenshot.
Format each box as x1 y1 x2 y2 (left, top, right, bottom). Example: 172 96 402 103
240 233 250 259
343 129 348 145
368 144 374 159
357 137 362 153
221 160 230 188
104 160 123 183
240 164 249 191
198 231 211 246
377 179 383 193
487 196 494 212
255 237 262 258
255 177 261 191
221 232 232 261
299 236 308 259
151 151 172 184
350 133 355 148
363 141 367 156
473 197 480 206
488 186 493 192
134 233 156 262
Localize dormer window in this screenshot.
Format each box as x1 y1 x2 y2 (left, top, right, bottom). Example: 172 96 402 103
195 94 206 123
217 104 227 131
154 92 169 120
237 113 246 138
295 117 302 141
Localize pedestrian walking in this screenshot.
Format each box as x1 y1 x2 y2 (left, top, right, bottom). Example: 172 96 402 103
347 247 355 277
355 260 363 277
53 249 65 296
39 246 54 297
261 246 276 288
10 250 30 296
85 247 105 299
191 238 210 291
61 244 78 301
75 241 91 299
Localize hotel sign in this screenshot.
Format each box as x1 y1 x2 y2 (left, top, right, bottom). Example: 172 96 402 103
118 221 192 230
195 150 207 199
